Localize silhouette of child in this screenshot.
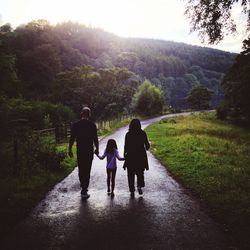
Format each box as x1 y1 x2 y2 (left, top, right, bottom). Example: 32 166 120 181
96 139 124 196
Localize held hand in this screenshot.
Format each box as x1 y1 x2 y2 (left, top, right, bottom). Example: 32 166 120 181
94 149 99 155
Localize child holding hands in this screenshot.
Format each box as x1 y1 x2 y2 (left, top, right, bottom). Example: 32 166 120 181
96 139 124 196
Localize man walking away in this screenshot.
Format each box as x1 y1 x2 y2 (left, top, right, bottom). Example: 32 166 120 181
68 107 99 198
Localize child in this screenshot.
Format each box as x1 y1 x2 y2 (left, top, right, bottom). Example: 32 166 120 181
96 139 124 196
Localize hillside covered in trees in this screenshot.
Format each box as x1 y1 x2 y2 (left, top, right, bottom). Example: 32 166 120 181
1 20 236 120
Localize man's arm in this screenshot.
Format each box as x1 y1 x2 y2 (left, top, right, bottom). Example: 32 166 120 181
68 125 75 158
93 125 99 155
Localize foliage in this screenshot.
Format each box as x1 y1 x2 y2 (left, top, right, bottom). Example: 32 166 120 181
146 112 250 248
0 96 75 140
0 143 77 237
19 136 67 174
132 80 165 116
184 0 250 44
186 85 214 110
221 37 250 123
216 100 229 120
52 66 138 119
0 20 235 112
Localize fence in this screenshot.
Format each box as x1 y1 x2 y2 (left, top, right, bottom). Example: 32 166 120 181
33 123 70 144
33 115 132 143
2 115 133 176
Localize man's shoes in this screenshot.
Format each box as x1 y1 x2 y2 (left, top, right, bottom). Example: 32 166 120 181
138 187 143 195
130 191 135 198
81 190 90 199
81 193 90 199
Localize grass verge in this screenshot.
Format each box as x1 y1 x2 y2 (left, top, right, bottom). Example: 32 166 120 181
145 112 250 247
0 144 77 238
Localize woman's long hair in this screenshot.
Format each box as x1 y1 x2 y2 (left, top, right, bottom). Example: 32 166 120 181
129 119 141 133
106 139 118 154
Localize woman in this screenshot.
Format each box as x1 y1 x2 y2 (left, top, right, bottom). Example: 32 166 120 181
124 119 150 197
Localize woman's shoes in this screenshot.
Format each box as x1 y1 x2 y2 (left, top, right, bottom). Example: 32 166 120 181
138 187 143 195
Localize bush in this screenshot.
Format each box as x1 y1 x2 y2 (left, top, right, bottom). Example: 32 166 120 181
21 135 67 173
216 101 228 120
132 80 165 116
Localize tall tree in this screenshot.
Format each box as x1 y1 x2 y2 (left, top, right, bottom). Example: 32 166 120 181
132 80 165 116
221 37 250 121
0 23 12 33
185 0 250 44
187 85 213 110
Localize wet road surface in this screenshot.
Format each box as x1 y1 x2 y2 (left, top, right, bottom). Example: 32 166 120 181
3 114 231 250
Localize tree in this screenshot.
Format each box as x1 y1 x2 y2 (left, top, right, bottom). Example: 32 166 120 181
132 80 165 116
185 0 250 44
0 54 19 96
52 66 138 119
187 85 213 110
0 23 12 33
221 37 250 121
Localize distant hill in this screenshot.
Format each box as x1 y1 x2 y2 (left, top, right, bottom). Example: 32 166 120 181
0 20 236 110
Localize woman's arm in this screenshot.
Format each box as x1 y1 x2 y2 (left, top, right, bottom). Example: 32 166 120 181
124 133 128 157
143 131 150 150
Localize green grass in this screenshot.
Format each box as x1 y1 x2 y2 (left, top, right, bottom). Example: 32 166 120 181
97 116 134 136
145 112 250 247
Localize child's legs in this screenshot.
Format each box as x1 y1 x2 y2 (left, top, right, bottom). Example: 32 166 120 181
136 170 145 188
106 169 112 190
110 168 117 191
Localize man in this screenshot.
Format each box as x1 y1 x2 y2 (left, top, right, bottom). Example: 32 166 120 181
68 107 99 198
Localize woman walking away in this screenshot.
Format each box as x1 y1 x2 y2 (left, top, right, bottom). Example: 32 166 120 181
96 139 124 197
124 119 150 197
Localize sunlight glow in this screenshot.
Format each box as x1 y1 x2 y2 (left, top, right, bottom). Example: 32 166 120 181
1 0 246 52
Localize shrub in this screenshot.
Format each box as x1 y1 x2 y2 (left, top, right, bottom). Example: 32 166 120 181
132 80 165 116
216 101 228 120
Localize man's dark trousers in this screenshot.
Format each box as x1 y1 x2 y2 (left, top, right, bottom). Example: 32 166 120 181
77 151 93 192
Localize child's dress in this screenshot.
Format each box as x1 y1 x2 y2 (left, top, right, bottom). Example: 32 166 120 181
98 149 124 169
98 149 124 195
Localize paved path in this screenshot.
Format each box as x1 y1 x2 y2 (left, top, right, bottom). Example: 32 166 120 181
3 114 231 250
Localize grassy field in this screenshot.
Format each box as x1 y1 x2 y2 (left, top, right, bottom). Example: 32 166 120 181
145 112 250 246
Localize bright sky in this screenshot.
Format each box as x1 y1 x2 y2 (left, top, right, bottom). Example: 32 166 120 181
0 0 248 53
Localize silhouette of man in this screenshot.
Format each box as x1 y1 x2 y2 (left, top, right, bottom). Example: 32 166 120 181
68 107 99 198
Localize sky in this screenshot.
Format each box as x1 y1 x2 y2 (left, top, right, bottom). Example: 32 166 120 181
0 0 248 53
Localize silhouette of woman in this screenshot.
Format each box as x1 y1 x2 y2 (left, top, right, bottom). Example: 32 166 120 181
123 119 150 197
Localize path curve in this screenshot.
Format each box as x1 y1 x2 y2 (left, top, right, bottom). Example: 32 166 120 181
3 113 230 250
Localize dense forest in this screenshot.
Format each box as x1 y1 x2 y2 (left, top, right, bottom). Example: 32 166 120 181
0 20 236 122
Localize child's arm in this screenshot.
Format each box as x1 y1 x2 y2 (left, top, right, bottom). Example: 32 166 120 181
96 151 106 160
115 150 125 161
